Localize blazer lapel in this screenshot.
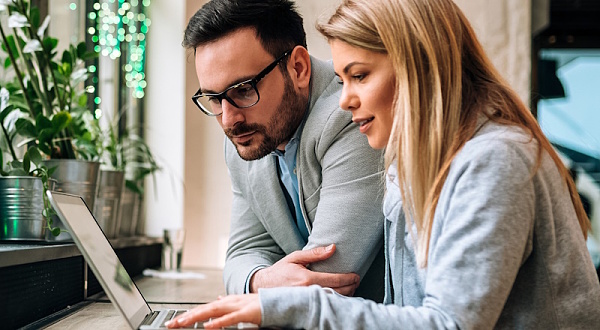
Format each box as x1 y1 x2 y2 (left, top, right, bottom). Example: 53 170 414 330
248 155 305 254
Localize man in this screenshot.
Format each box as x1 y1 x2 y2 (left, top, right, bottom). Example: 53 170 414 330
183 0 385 302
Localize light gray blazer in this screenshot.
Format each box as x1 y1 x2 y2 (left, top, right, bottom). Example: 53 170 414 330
223 56 386 301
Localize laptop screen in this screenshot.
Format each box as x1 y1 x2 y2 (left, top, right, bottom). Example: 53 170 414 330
48 191 151 328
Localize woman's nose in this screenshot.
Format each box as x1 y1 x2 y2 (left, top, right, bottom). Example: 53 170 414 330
339 85 358 111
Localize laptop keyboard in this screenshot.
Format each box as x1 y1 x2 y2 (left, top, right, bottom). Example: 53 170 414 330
144 309 252 329
160 309 209 329
160 309 186 328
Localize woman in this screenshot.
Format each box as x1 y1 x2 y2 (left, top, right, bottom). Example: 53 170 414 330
168 0 600 328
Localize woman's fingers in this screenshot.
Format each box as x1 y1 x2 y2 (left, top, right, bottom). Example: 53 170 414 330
203 308 260 329
166 294 261 328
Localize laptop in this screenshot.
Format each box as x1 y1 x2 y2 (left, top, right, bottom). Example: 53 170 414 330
47 191 256 329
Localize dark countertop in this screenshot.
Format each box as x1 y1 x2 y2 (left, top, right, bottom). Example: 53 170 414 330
0 236 163 268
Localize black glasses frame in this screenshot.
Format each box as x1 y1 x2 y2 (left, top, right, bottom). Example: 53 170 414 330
192 48 294 116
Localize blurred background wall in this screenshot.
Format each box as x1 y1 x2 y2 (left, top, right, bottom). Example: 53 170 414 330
173 0 533 268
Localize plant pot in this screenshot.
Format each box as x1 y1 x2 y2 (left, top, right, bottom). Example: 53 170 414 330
43 159 100 209
42 159 100 241
93 170 124 238
118 186 141 237
135 201 146 236
0 176 46 241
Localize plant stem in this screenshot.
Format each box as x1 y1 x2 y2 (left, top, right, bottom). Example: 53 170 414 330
13 0 55 116
0 120 18 161
17 0 67 113
0 24 36 117
11 27 52 115
15 0 75 159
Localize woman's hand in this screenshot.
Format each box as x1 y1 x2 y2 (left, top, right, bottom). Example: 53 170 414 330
165 294 261 329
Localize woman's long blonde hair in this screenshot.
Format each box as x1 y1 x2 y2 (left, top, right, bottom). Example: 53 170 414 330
318 0 590 267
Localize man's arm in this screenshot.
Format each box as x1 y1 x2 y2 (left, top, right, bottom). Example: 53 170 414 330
303 111 386 283
223 178 283 294
222 140 286 294
294 59 386 290
250 108 386 298
224 134 363 296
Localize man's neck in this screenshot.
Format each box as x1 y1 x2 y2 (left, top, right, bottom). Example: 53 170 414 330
276 143 288 152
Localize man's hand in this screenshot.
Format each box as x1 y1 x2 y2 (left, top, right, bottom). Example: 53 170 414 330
250 244 360 296
166 294 260 329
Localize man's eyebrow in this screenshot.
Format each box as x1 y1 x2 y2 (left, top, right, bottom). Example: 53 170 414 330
201 75 255 94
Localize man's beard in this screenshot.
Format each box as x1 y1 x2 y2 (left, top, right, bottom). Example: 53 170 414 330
225 73 308 161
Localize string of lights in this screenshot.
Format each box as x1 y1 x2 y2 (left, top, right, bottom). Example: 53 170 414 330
87 0 151 99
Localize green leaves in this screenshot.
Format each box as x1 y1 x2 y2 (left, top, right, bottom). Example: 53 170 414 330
125 178 144 195
22 149 30 172
0 1 87 238
27 145 42 164
51 111 71 132
0 1 100 160
0 104 15 123
11 111 73 157
37 111 72 156
0 146 43 177
15 117 35 137
7 162 27 176
59 51 73 77
41 36 58 58
1 35 23 66
30 6 41 29
0 152 5 176
51 227 61 237
77 41 98 61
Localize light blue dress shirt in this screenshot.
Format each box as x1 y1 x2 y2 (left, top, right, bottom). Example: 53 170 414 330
272 121 309 242
243 118 309 293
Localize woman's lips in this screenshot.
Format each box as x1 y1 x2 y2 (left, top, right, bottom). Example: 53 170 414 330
354 117 375 134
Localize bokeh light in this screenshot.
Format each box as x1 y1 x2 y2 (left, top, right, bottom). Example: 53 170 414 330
89 0 151 99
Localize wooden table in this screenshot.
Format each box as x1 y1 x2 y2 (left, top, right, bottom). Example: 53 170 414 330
42 268 226 329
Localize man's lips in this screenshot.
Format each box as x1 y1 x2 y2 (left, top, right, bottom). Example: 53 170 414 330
232 131 255 138
231 131 256 143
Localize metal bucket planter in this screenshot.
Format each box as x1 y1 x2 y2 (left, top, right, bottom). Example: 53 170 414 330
93 170 124 238
43 159 100 241
135 196 146 236
0 176 46 241
118 186 141 237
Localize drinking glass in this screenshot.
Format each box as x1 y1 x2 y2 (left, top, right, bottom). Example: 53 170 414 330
162 229 185 271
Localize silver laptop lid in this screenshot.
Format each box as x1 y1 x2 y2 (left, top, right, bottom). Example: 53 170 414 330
47 191 151 329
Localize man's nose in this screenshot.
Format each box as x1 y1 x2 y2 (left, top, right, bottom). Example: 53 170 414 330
219 99 245 128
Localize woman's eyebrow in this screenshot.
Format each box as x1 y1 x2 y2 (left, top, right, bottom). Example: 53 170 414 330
343 61 366 74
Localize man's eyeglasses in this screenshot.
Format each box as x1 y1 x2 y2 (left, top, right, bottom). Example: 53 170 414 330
192 49 294 116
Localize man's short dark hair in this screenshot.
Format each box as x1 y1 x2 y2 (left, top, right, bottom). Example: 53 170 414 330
183 0 307 59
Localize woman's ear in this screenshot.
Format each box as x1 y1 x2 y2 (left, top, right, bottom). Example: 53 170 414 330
288 46 311 90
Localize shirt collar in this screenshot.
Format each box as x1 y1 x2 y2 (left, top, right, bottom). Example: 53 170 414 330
272 117 305 157
271 90 312 157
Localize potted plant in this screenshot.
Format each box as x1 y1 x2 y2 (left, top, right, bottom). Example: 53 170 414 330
97 112 160 237
0 86 58 239
77 114 124 239
0 0 100 239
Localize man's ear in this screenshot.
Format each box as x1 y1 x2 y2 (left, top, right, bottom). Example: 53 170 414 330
287 46 311 90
